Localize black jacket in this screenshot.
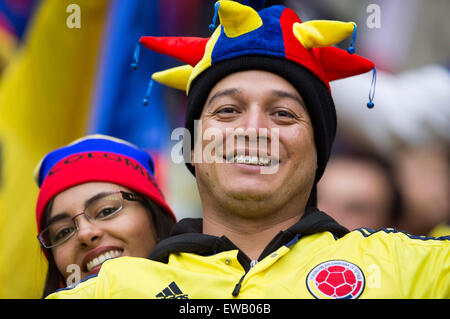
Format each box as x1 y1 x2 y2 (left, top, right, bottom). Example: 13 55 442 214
149 207 349 272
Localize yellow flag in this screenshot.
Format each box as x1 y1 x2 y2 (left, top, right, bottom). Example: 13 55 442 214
0 0 109 298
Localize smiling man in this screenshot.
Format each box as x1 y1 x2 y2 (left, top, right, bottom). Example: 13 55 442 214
194 70 318 260
48 0 449 299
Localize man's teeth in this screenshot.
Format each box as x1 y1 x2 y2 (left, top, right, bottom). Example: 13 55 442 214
232 155 271 166
86 250 122 272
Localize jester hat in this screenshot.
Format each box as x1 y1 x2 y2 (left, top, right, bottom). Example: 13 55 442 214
133 0 375 183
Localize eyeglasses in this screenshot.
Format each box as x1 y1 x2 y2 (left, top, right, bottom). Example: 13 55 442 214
38 191 143 249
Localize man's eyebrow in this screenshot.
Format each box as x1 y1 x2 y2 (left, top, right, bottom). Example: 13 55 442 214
206 88 306 110
271 89 306 108
206 88 241 107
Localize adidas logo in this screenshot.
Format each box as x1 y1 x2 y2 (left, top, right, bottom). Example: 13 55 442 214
156 281 189 299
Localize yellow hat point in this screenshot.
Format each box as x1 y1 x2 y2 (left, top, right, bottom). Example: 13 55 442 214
152 64 193 91
293 20 356 49
218 0 263 38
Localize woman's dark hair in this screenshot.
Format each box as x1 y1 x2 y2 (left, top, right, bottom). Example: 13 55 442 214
40 193 175 298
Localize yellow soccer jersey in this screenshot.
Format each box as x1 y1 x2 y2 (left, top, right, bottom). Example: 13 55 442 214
48 209 449 299
429 224 450 238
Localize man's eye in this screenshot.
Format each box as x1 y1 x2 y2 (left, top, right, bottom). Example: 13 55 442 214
274 110 294 118
216 107 237 115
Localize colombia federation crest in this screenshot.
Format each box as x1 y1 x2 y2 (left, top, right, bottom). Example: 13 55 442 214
306 260 365 299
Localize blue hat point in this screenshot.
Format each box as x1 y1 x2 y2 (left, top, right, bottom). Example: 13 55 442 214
131 43 141 70
346 24 357 54
209 1 221 31
367 67 377 108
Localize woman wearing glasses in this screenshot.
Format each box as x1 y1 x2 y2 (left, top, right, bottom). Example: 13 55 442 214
35 135 176 297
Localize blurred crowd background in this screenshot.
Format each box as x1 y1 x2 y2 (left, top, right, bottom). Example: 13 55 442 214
0 0 448 298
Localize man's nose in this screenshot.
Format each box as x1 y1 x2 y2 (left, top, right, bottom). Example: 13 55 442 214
242 105 270 131
238 106 272 147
